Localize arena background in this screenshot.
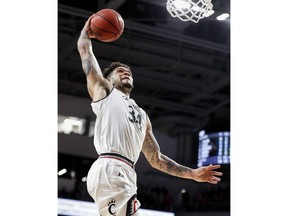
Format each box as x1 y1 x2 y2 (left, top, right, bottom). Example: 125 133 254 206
2 1 288 216
58 1 230 215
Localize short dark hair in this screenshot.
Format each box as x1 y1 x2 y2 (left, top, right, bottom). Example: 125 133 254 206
102 61 131 78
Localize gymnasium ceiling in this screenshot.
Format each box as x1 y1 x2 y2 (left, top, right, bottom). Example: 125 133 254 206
58 0 230 134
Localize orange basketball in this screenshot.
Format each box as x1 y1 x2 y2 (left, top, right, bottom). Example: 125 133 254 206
90 9 124 42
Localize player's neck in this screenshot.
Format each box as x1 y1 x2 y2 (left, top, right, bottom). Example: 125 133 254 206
115 86 131 97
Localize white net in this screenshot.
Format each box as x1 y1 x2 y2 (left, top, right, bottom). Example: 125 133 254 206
166 0 214 23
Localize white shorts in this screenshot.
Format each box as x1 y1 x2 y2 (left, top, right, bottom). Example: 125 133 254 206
87 153 141 216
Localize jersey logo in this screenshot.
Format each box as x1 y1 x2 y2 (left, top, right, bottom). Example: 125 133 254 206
128 105 142 131
108 199 116 215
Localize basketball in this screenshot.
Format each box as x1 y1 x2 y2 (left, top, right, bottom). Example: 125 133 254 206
90 9 124 42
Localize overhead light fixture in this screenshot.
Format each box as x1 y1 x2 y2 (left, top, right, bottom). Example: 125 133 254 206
216 13 230 21
181 188 187 193
70 170 76 179
58 168 67 176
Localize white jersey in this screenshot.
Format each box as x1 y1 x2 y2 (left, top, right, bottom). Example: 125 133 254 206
91 87 147 163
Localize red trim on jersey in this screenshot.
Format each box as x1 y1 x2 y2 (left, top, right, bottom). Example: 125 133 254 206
99 155 135 169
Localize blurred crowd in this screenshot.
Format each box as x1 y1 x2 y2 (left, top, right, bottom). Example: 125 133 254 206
58 179 230 212
178 185 230 212
137 183 173 212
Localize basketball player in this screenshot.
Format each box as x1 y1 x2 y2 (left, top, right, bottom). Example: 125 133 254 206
77 15 223 216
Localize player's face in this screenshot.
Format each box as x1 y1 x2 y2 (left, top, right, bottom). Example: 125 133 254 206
110 67 134 89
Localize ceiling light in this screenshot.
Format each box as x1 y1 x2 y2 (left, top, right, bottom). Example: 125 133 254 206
181 188 187 193
216 13 229 21
58 168 67 176
70 170 76 178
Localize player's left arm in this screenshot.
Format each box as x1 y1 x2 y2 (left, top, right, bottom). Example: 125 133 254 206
141 115 223 184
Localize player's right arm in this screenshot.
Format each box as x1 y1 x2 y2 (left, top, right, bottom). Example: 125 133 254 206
77 15 112 101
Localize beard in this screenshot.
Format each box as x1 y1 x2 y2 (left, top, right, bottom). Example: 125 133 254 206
122 82 134 89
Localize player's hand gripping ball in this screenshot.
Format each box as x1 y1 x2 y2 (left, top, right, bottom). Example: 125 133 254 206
90 9 124 42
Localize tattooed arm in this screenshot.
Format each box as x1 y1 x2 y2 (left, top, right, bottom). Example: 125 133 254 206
77 15 112 101
142 115 223 184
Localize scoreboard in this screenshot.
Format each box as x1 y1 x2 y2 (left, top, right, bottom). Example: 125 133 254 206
197 131 230 167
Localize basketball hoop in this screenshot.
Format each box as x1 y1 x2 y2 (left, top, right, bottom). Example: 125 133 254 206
166 0 214 23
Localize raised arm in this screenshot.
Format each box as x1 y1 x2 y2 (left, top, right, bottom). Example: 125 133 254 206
77 15 112 101
142 116 222 184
